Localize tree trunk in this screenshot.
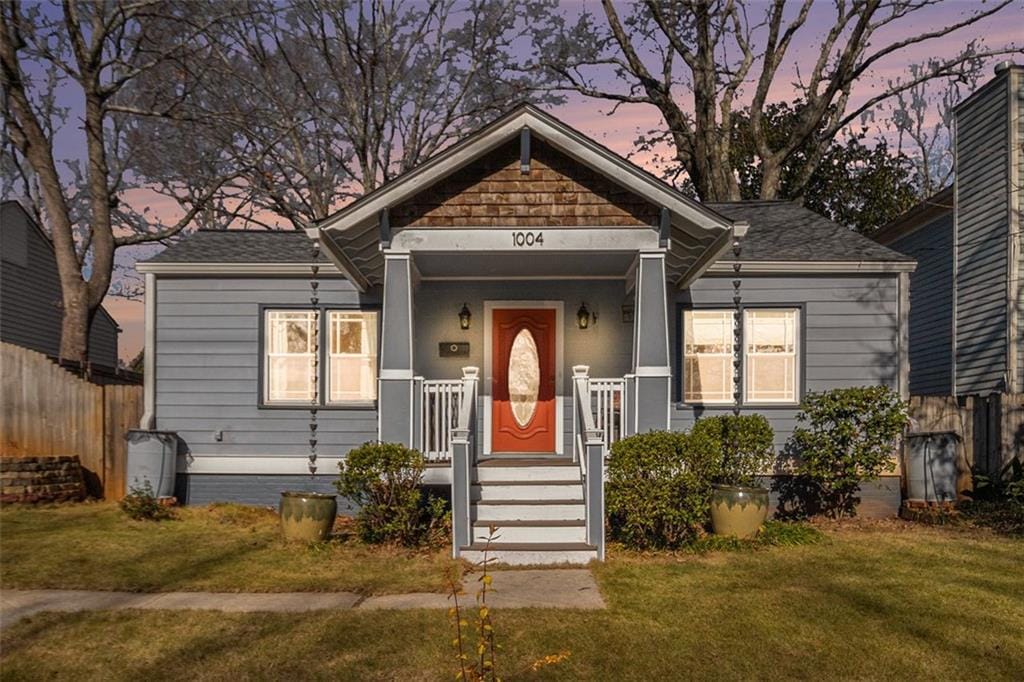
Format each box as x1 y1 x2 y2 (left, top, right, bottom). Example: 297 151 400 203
59 282 92 367
759 158 783 200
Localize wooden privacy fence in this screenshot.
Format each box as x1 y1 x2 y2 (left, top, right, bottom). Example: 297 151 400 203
0 342 142 500
907 393 1024 496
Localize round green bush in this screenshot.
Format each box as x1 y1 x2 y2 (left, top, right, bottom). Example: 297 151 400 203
691 414 775 488
606 430 720 549
335 442 448 546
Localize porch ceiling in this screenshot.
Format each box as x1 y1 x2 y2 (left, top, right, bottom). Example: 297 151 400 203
413 252 637 279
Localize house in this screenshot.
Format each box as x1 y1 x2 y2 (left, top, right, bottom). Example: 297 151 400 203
0 200 120 372
135 105 914 563
875 62 1023 397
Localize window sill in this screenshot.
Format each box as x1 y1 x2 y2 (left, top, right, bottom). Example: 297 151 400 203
258 402 378 411
673 402 799 411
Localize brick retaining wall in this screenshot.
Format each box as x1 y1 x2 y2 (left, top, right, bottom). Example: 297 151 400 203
0 456 87 503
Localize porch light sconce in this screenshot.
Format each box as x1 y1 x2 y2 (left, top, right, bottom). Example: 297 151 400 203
577 302 596 330
458 303 472 330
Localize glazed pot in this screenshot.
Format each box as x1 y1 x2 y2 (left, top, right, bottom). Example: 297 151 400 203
710 484 769 538
279 491 337 543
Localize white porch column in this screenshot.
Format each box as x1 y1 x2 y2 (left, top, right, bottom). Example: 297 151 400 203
379 252 415 445
631 251 671 433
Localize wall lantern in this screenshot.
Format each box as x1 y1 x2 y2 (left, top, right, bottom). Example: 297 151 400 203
458 303 472 330
576 302 595 330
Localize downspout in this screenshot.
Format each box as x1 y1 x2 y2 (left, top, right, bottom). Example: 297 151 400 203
139 272 157 429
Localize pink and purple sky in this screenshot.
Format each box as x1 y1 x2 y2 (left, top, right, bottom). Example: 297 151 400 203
34 0 1023 362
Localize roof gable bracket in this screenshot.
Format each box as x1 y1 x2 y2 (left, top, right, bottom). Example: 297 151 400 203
520 128 531 174
315 227 370 292
379 208 391 246
659 207 671 247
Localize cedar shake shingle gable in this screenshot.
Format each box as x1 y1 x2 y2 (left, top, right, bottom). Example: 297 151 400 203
390 139 660 228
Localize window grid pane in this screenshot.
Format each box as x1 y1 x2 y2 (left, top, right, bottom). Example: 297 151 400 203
745 309 798 403
266 310 318 402
328 311 378 403
683 310 735 403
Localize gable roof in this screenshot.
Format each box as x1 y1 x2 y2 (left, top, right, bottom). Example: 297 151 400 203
708 201 914 262
872 186 955 246
141 200 914 270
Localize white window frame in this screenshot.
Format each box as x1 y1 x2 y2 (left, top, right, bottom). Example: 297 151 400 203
264 309 319 405
743 308 801 405
681 309 736 405
262 307 380 408
327 310 379 405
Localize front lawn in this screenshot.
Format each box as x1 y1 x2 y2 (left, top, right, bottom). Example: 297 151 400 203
2 521 1022 680
0 503 456 595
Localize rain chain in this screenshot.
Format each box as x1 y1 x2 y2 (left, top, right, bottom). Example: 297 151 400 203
308 237 320 477
731 233 743 417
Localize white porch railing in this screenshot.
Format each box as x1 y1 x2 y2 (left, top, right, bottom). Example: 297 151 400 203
571 366 606 560
574 375 626 457
415 378 463 461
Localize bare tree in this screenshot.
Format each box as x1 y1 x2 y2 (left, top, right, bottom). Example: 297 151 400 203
0 1 263 365
531 0 1022 202
156 0 563 230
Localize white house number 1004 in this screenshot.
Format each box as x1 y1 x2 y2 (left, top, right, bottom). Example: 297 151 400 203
512 231 544 247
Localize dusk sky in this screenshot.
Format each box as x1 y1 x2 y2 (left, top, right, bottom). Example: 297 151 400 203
18 0 1024 362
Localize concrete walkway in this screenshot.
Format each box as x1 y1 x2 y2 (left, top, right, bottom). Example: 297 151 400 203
0 569 604 629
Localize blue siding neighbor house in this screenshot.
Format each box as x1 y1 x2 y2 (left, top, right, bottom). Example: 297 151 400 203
1 200 120 371
876 63 1023 397
136 105 914 563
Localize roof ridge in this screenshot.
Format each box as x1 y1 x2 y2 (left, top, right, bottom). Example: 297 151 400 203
193 228 305 235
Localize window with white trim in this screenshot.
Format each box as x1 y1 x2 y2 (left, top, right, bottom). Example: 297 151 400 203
265 310 318 403
328 311 378 403
744 309 799 403
263 309 379 406
682 310 735 403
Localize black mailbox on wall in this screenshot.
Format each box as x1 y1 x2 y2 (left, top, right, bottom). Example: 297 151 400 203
439 342 470 358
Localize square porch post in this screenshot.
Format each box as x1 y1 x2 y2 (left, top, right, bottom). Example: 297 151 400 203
632 251 671 433
379 252 415 445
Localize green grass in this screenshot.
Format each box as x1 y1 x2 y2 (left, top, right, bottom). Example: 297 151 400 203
0 502 457 594
2 520 1022 680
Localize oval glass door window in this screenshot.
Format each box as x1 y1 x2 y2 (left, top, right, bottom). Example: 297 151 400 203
508 329 540 427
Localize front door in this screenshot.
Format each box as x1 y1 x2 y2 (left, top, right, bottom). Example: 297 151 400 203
492 308 557 453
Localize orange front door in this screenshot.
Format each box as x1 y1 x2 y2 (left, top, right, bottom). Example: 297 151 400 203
492 308 557 453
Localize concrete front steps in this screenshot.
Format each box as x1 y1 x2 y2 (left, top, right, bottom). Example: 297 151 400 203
461 457 597 566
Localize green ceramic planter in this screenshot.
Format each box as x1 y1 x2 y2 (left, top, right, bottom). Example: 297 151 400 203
710 484 769 538
279 491 337 543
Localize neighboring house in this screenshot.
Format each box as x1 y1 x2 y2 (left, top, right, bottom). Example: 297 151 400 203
0 200 120 371
136 105 914 563
876 62 1023 397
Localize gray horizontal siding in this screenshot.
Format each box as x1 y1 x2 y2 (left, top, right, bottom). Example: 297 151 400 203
671 274 900 446
888 213 954 394
0 203 119 367
955 74 1010 395
176 473 357 511
155 277 381 457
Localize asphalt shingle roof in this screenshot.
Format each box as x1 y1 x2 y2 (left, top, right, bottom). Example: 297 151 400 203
142 201 912 266
144 230 327 263
706 200 913 262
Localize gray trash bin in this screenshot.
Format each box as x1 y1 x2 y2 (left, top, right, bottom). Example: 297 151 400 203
905 431 959 504
125 430 179 498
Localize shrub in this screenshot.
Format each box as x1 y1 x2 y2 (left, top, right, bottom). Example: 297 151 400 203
789 386 908 518
119 481 174 521
691 414 775 488
606 430 720 549
335 442 448 546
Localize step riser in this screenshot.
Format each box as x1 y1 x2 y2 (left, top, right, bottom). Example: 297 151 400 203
474 467 580 483
460 549 597 566
472 484 583 501
472 504 585 522
472 525 587 544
